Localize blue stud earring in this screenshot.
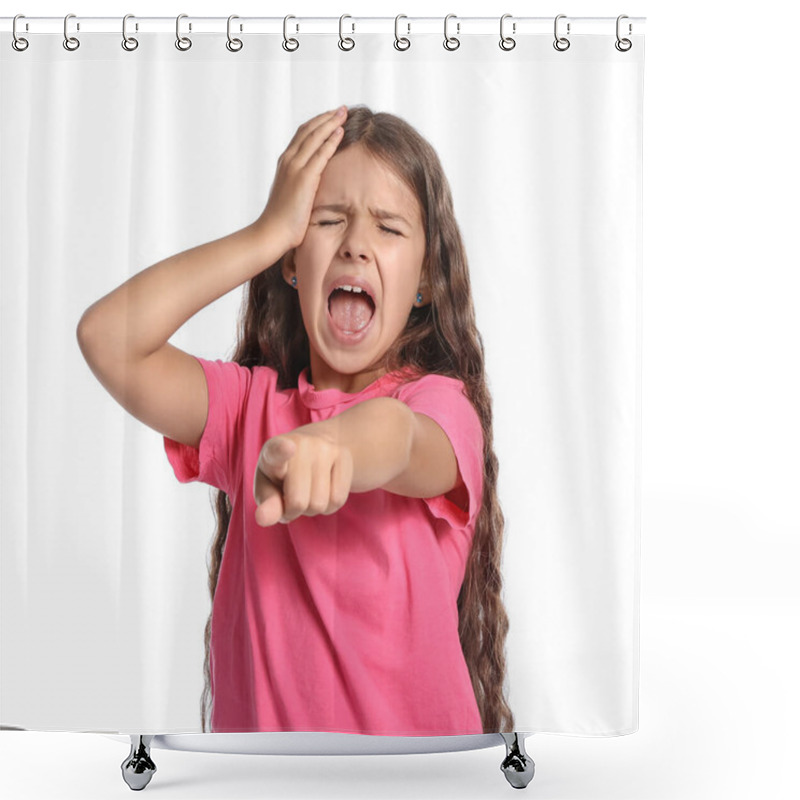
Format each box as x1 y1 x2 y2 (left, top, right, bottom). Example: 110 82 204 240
416 292 423 304
291 276 297 287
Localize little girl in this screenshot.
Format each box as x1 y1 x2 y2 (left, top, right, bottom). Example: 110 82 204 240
78 105 514 736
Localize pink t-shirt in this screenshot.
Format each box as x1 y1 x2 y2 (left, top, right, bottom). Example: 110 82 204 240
164 357 485 736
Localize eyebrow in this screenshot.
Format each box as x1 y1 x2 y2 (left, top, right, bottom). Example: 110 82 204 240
312 203 412 227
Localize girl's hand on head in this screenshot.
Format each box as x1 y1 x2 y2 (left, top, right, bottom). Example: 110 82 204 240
254 106 348 253
253 425 354 527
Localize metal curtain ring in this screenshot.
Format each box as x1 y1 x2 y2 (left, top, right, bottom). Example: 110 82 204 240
12 14 29 51
176 14 192 51
227 15 243 52
63 13 80 51
553 14 570 51
339 15 355 51
122 14 139 51
499 14 516 51
443 14 460 51
283 15 299 51
615 14 632 52
394 14 410 51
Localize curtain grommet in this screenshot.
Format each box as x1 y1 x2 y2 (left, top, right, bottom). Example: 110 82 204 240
394 15 411 51
175 14 192 51
338 15 355 51
12 14 29 51
443 14 460 51
553 14 570 52
499 14 516 51
63 13 80 51
121 14 139 52
283 15 299 52
226 15 243 52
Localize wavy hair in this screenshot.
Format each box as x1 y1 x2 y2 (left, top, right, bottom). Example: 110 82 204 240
201 105 514 733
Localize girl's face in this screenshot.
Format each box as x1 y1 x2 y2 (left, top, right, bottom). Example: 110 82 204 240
284 144 427 393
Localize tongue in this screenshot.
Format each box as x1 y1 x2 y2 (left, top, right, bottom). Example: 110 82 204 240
329 292 373 333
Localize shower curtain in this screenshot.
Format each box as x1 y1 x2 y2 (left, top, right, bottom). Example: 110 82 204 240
0 16 644 737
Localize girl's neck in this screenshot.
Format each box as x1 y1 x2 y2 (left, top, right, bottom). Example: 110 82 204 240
308 359 388 395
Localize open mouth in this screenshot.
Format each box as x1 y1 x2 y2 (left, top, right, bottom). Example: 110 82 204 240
327 285 376 335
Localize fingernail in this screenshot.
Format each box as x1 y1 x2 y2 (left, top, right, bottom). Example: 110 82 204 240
336 106 346 117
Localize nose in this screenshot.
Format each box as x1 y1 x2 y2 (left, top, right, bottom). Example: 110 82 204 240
338 216 372 262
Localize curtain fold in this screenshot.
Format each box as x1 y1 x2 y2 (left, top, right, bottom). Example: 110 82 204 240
1 25 644 735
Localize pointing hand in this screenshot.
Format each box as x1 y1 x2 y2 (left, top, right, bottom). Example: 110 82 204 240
253 426 354 527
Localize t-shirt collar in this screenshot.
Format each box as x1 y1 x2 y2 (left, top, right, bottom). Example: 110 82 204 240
297 366 414 410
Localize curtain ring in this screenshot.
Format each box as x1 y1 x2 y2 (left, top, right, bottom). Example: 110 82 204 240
615 15 632 52
443 14 460 51
122 14 139 52
499 14 516 51
63 13 80 51
227 15 243 52
394 14 410 51
175 14 192 51
12 15 29 52
283 15 299 51
339 15 355 51
553 14 570 51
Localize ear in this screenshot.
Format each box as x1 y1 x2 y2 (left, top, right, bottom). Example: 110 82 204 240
281 250 296 287
416 259 431 306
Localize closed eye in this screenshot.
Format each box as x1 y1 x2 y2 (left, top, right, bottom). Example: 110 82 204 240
318 220 401 236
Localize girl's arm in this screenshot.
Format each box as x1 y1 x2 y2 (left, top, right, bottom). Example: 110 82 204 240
77 107 348 448
325 398 459 498
76 223 281 449
254 398 462 527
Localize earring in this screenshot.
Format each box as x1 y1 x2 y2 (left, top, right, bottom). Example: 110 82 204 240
291 276 297 287
416 292 423 304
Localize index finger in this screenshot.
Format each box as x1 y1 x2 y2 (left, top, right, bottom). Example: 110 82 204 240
256 436 297 484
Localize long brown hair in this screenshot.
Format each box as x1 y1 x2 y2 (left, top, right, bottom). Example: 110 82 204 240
201 105 514 733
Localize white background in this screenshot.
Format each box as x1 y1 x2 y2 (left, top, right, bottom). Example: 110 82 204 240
1 11 640 735
1 1 797 799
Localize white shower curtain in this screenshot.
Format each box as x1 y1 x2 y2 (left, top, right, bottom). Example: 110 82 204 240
0 17 644 736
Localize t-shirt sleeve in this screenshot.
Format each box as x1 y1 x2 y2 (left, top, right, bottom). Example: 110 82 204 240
393 374 484 531
163 357 252 494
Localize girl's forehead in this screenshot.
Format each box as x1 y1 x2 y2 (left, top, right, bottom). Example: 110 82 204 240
318 147 422 222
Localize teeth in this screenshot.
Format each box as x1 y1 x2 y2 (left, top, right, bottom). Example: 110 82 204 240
340 285 363 294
